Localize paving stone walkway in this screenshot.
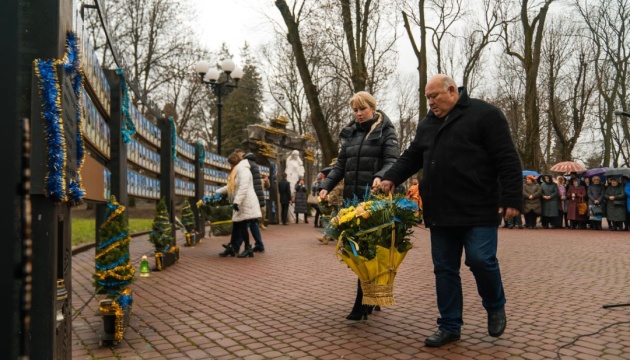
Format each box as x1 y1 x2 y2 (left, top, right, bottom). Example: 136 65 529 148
71 223 630 359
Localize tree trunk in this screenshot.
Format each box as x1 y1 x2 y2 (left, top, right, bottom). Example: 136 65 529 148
402 1 427 120
275 0 336 165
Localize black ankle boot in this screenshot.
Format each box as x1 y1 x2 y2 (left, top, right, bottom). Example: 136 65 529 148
219 245 236 257
346 306 369 320
237 246 254 258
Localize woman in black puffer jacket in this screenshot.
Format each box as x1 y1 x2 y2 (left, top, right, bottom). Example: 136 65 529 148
319 91 399 321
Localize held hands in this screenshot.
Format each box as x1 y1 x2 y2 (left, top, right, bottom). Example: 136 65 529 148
379 180 395 194
233 203 239 211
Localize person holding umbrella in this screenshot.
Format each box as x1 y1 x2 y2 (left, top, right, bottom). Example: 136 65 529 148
556 176 568 228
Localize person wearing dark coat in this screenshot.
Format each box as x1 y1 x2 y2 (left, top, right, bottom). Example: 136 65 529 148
604 177 626 230
567 178 588 229
523 175 542 228
278 173 292 225
587 176 605 230
319 91 399 322
380 74 522 347
539 175 559 228
293 178 309 223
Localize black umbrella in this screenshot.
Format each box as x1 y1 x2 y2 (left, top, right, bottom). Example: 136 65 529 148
604 168 630 177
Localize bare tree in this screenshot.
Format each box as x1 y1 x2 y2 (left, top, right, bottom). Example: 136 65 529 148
274 0 336 164
539 17 596 167
274 0 399 165
85 0 210 144
575 0 630 167
502 0 557 170
401 1 428 118
459 0 506 91
494 54 527 163
391 74 420 149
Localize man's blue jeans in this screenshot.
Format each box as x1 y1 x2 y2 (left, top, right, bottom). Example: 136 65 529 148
248 219 264 249
430 226 506 334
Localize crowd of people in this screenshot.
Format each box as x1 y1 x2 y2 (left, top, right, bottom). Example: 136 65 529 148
210 73 627 350
509 172 629 231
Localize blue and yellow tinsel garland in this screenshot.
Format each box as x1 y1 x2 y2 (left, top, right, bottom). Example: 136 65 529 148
34 58 67 203
196 141 205 166
169 116 177 159
63 31 86 205
116 68 136 143
33 31 87 204
95 198 134 289
99 287 133 343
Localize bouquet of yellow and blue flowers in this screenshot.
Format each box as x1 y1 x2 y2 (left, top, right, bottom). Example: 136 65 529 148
197 194 233 236
326 194 419 306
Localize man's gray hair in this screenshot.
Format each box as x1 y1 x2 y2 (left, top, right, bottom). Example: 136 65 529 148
440 75 458 91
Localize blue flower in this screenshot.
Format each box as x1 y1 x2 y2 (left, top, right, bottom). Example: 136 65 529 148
394 198 419 212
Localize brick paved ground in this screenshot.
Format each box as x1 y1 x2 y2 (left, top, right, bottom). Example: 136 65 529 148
71 222 630 359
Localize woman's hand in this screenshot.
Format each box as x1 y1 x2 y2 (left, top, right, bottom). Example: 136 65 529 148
319 189 328 200
371 177 382 193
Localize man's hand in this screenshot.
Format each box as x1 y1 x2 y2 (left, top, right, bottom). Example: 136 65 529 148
499 207 520 220
380 180 395 194
233 203 240 211
319 189 328 200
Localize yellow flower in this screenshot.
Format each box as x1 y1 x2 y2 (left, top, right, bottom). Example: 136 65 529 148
335 206 356 226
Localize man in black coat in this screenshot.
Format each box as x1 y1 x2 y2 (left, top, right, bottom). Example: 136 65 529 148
381 74 522 347
278 173 292 225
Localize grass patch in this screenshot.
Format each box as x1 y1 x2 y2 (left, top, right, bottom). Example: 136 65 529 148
72 218 153 247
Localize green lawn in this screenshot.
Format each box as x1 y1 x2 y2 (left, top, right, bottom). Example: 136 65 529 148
71 218 153 247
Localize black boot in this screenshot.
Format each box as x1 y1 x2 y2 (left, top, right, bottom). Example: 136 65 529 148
346 279 369 320
219 244 236 257
237 245 254 258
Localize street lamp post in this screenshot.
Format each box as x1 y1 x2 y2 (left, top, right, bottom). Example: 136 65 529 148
195 59 244 155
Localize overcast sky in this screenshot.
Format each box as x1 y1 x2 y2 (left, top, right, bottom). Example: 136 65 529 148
188 0 417 72
189 0 278 65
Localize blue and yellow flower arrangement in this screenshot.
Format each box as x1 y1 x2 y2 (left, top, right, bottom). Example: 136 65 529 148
327 194 419 306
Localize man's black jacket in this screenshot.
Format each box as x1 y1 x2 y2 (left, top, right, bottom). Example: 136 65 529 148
382 88 522 227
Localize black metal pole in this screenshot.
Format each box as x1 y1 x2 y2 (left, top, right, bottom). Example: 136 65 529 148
217 91 223 156
1 1 24 356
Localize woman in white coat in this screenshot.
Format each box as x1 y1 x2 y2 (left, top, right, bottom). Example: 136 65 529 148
217 152 262 258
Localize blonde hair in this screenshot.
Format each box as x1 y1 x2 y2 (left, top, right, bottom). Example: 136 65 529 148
348 91 382 138
226 152 242 195
349 91 377 110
